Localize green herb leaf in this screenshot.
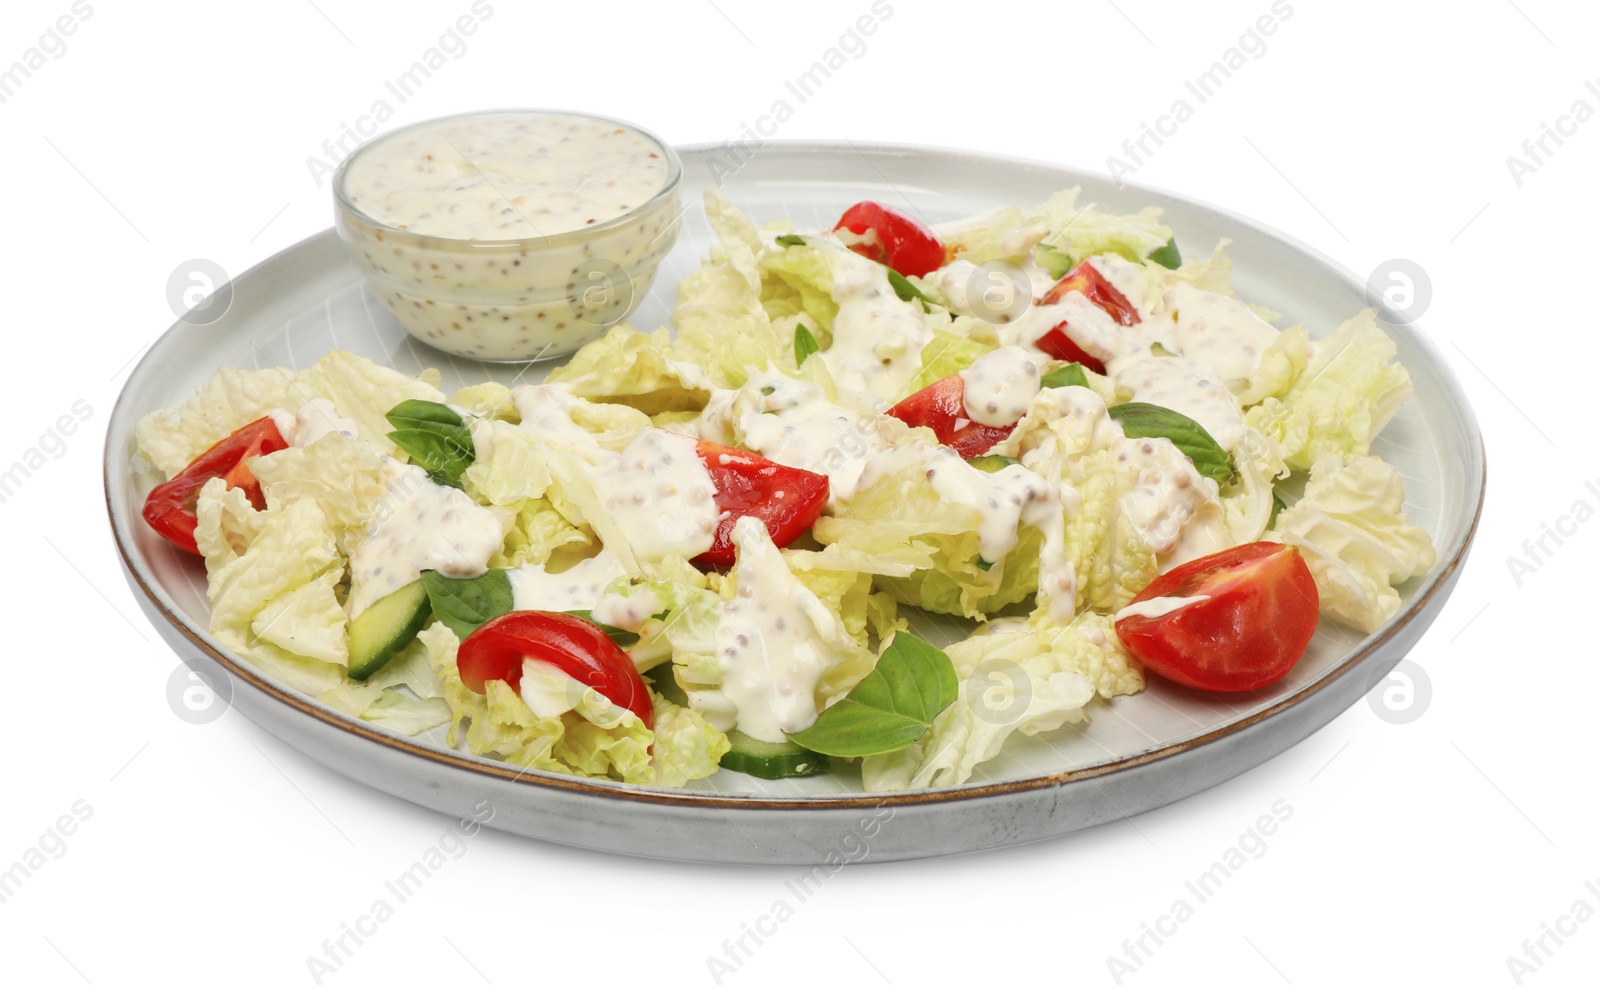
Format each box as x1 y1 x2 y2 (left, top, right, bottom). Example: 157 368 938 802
1040 363 1090 389
563 610 640 648
886 268 933 305
794 322 820 366
968 454 1020 474
1107 402 1235 484
1148 237 1182 270
775 233 806 247
386 400 475 489
1034 242 1075 280
386 399 466 429
421 569 514 640
787 632 958 757
975 557 994 572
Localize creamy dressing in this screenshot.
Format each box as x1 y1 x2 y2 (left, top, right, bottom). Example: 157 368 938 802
589 429 718 564
269 397 361 448
1007 292 1125 365
1154 282 1279 390
507 552 627 612
1115 593 1210 622
1111 436 1230 565
817 241 933 400
1087 254 1154 316
710 516 852 742
1109 354 1248 452
346 461 508 619
722 370 892 505
342 115 670 241
590 584 665 633
958 345 1042 427
855 440 1077 617
511 384 612 463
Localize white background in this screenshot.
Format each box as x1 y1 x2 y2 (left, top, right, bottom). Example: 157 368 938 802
1 0 1593 982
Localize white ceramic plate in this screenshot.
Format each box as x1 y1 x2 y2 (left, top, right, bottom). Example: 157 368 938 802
105 142 1484 863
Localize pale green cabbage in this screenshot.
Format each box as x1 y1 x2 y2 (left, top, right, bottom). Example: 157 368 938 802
1268 455 1437 632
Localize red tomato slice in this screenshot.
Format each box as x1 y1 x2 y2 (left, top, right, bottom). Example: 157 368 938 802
141 416 288 554
834 201 946 278
694 441 830 566
1115 542 1320 693
1040 258 1140 326
1031 327 1108 376
457 611 653 727
886 375 1015 460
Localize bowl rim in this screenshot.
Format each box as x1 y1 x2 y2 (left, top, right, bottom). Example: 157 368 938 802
331 107 684 251
106 138 1487 812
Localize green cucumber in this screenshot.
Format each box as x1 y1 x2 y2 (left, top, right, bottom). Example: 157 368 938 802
720 730 832 779
347 580 431 681
968 454 1020 474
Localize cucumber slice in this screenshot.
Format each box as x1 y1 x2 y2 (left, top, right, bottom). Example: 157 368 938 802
968 453 1020 474
347 580 431 681
721 730 832 779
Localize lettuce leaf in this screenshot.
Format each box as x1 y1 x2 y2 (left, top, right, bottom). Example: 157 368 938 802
251 431 391 555
195 480 346 695
543 325 711 415
1267 455 1436 633
860 612 1132 790
1027 188 1173 267
667 190 787 387
136 351 445 477
418 623 721 786
761 241 840 346
1261 311 1414 470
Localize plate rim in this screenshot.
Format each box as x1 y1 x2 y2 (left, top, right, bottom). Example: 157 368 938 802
104 139 1488 811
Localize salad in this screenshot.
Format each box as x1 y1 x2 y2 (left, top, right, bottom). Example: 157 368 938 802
133 187 1436 791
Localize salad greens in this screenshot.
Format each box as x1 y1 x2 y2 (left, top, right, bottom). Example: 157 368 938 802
136 180 1436 794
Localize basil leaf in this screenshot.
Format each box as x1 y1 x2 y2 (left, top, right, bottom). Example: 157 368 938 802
775 233 806 247
886 269 933 305
421 569 513 640
1148 237 1182 270
1107 402 1234 484
563 610 640 648
787 632 958 757
386 399 474 489
1040 363 1089 389
968 454 1020 474
1034 242 1074 280
386 399 465 429
794 322 820 366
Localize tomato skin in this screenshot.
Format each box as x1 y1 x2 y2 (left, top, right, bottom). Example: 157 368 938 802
457 611 653 728
834 201 946 278
694 441 830 566
1031 328 1108 376
1040 259 1140 326
886 375 1015 459
141 416 288 554
1115 542 1320 693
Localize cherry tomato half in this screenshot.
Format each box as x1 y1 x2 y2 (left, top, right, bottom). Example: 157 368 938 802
457 611 654 728
834 201 946 278
1031 328 1108 376
141 416 288 554
1040 258 1140 326
1114 542 1320 693
886 375 1015 460
694 441 830 566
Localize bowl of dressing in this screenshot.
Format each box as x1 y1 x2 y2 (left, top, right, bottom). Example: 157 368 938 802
333 109 682 362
